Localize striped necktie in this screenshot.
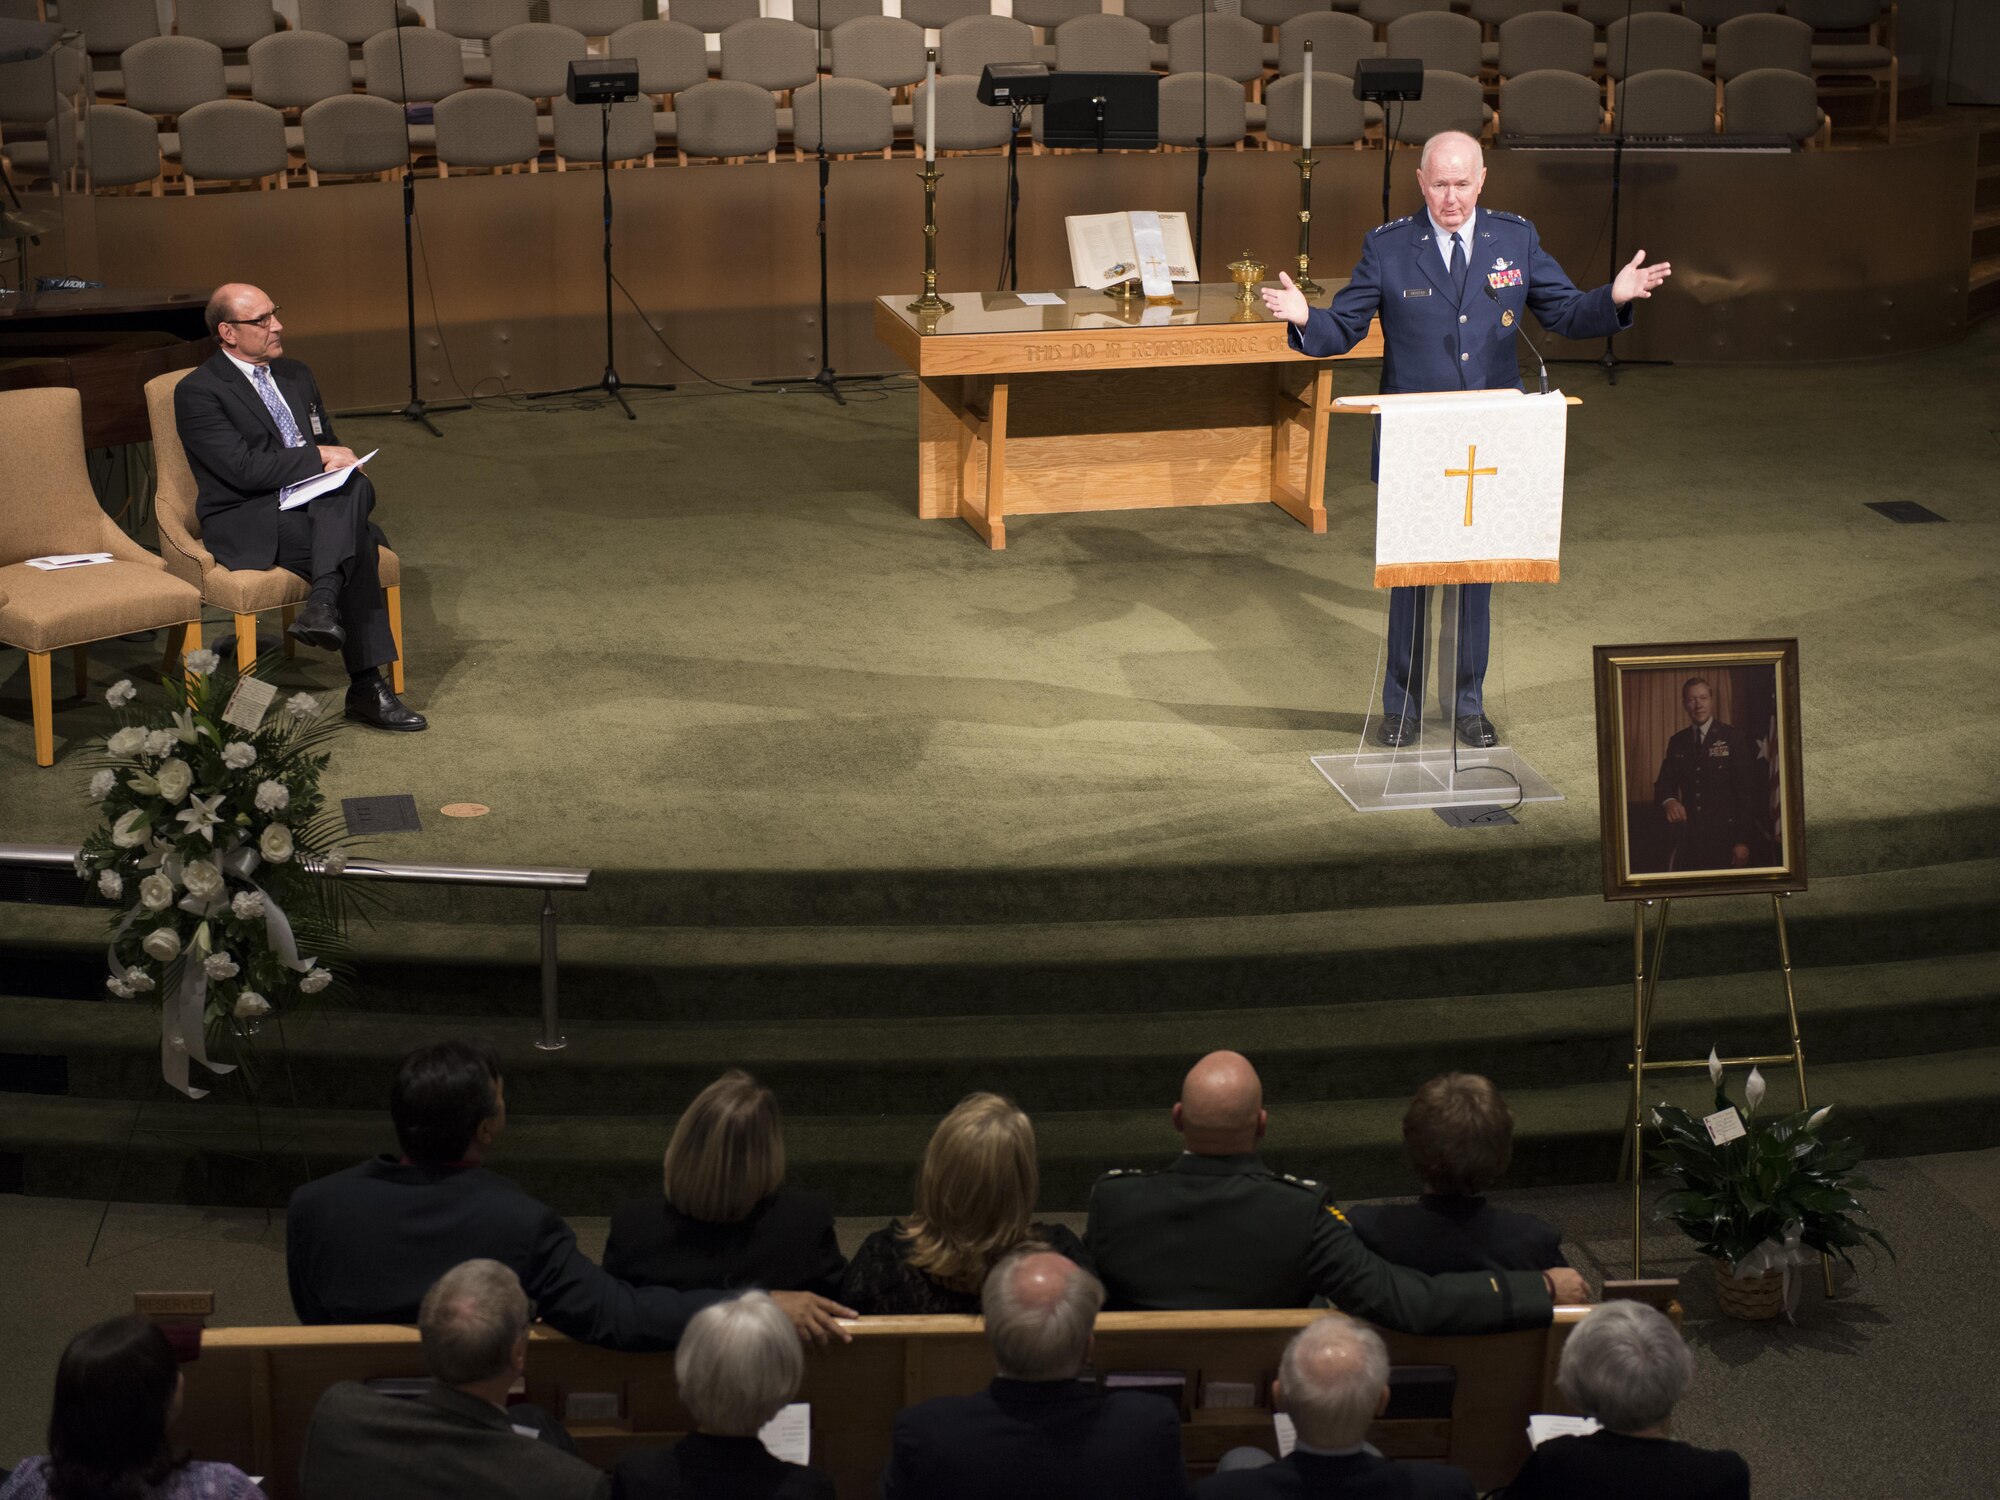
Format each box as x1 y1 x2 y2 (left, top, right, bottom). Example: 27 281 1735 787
251 364 306 448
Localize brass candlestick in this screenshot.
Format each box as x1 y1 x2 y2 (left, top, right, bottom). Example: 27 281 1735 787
908 163 952 314
1293 153 1325 298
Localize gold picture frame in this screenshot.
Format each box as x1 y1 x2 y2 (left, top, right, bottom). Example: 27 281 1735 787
1592 639 1807 901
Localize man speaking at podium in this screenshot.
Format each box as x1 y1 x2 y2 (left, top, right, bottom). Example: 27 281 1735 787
175 284 426 732
1262 131 1670 748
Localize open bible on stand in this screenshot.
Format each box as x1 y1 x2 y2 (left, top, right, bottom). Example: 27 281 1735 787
1064 211 1197 298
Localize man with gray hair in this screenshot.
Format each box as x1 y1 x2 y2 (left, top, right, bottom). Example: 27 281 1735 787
1198 1317 1473 1497
882 1249 1187 1499
1500 1300 1748 1499
612 1290 834 1499
300 1258 609 1500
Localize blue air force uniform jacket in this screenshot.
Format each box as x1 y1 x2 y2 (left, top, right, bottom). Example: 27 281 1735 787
1287 210 1630 393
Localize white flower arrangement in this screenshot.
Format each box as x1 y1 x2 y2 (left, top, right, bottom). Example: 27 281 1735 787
77 663 358 1097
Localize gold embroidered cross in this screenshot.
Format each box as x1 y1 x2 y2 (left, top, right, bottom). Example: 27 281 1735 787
1445 444 1498 526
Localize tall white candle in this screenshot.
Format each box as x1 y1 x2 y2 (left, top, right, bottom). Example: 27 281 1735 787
1302 41 1313 151
925 49 937 165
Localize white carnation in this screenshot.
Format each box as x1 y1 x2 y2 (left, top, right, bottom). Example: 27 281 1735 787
298 966 333 995
153 758 195 805
254 780 291 813
184 649 220 677
122 964 155 995
73 851 89 877
324 850 349 875
259 824 294 864
138 873 176 912
105 975 134 999
142 728 177 759
182 860 225 902
233 991 271 1019
105 679 138 708
221 743 257 771
97 870 124 900
141 926 182 962
204 951 240 980
232 889 265 922
106 727 147 759
286 692 321 720
89 769 117 800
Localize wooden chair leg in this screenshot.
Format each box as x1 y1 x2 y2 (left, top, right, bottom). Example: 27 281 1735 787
234 612 258 674
158 627 181 675
29 650 55 766
181 618 203 704
281 603 298 658
72 642 88 698
386 585 406 694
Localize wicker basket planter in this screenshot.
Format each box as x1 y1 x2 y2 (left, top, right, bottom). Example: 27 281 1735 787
1712 1259 1786 1320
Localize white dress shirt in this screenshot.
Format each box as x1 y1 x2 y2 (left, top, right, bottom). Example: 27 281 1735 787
1426 208 1476 271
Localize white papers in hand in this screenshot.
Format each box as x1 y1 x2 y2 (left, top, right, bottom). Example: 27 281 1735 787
26 552 115 570
758 1402 810 1465
1273 1413 1297 1457
280 449 377 511
1527 1415 1601 1448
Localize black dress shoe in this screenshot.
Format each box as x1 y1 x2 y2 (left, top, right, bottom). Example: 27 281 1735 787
1456 713 1499 748
1375 714 1417 748
288 597 346 653
345 674 427 732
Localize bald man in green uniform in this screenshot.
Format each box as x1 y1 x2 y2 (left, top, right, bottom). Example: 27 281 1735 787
1084 1053 1590 1334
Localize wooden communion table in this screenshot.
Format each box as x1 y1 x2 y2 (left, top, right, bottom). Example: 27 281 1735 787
874 286 1382 550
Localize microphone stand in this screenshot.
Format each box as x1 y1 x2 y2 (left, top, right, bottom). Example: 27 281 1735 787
1192 5 1208 267
996 98 1027 291
1484 280 1547 394
389 12 441 435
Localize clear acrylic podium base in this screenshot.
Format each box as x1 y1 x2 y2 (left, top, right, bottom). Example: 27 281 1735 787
1310 744 1563 813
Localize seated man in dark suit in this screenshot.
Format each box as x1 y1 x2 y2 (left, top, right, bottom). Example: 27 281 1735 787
883 1249 1188 1500
1345 1074 1566 1275
1497 1301 1748 1500
612 1290 833 1500
286 1039 852 1351
1199 1317 1472 1499
173 283 424 731
300 1258 608 1500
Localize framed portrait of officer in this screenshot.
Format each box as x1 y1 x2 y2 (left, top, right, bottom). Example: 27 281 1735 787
1592 639 1807 900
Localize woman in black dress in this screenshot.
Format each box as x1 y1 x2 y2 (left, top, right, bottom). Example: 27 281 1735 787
604 1071 846 1298
839 1092 1089 1315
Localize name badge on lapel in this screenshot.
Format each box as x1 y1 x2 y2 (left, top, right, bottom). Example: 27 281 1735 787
1401 288 1433 298
309 409 324 437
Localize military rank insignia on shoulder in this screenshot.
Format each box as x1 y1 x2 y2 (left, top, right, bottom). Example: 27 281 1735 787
1276 1172 1322 1191
1486 210 1528 226
1325 1204 1351 1225
1369 216 1411 236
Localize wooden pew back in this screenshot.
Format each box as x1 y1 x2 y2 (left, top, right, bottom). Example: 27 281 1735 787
179 1308 1598 1499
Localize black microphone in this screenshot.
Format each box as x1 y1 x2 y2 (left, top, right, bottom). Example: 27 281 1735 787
1484 280 1548 395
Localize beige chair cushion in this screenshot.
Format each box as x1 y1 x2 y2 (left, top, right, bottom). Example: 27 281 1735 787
0 560 200 653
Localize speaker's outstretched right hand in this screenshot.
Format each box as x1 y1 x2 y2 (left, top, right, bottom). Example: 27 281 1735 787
1260 271 1311 326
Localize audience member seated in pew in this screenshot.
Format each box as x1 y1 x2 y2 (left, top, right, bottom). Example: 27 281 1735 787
604 1070 846 1300
286 1039 853 1350
883 1249 1189 1500
611 1290 835 1500
1197 1317 1475 1500
1345 1074 1567 1276
1085 1053 1590 1332
841 1092 1092 1316
0 1316 261 1500
300 1258 608 1500
1496 1301 1749 1500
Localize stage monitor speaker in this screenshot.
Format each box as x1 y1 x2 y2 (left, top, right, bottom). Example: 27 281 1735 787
1354 57 1424 103
566 58 639 105
978 62 1051 107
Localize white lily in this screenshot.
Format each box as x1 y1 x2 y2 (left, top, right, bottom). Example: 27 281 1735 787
1805 1105 1831 1131
172 707 202 744
176 792 226 843
1745 1067 1767 1113
1706 1047 1722 1087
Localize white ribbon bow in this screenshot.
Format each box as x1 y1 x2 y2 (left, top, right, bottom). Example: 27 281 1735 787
1733 1222 1814 1322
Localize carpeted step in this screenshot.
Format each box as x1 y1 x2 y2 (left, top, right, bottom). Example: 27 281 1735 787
4 1045 1995 1216
8 952 1999 1121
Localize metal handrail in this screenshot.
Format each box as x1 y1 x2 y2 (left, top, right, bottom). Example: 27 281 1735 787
0 843 590 1051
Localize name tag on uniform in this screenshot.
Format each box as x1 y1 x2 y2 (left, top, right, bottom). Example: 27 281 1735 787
1487 269 1523 289
309 409 324 436
1401 288 1433 298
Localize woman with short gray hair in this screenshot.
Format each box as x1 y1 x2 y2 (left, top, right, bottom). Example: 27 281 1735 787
609 1291 833 1500
1498 1301 1748 1500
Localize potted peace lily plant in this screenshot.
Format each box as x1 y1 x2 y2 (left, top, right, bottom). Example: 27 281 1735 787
1650 1051 1892 1321
74 652 358 1099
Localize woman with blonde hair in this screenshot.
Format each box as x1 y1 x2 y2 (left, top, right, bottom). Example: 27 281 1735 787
839 1092 1089 1315
604 1070 846 1299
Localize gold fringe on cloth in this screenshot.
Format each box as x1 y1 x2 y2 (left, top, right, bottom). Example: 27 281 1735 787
1373 559 1562 588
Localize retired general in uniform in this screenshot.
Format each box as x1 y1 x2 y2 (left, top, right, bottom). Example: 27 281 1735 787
1653 675 1764 871
1085 1052 1589 1333
1263 132 1671 748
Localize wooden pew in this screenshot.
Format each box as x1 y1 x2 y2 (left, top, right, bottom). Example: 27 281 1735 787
172 1307 1620 1499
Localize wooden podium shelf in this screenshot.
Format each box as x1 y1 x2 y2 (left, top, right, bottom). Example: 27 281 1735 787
875 286 1382 550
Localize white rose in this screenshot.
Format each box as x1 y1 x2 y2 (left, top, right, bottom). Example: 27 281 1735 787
255 780 291 813
106 727 147 758
287 692 321 720
222 743 257 771
141 926 182 963
182 861 225 902
298 966 333 995
89 769 117 800
259 824 294 864
97 870 124 900
154 758 195 805
232 890 265 922
142 728 177 759
184 649 220 677
111 810 149 848
233 991 271 1019
204 951 240 981
122 965 156 994
138 873 176 912
105 679 138 708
